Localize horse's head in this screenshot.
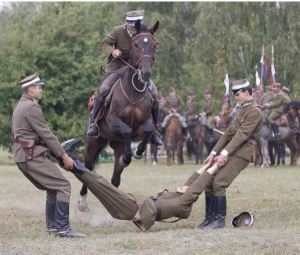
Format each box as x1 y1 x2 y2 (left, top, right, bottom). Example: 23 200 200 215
131 20 159 83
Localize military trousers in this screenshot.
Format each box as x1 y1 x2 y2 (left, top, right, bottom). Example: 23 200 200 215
205 155 249 197
267 110 282 125
17 153 71 202
74 170 213 230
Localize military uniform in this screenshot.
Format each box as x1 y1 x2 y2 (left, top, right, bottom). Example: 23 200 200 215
198 79 263 230
185 98 198 118
74 165 215 231
267 90 291 124
12 73 84 238
162 93 187 129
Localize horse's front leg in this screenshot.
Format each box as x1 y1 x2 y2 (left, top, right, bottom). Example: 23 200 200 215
110 141 126 187
107 115 133 167
133 119 153 159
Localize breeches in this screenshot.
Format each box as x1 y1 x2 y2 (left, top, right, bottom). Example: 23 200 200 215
267 111 282 124
207 116 215 128
205 156 249 197
17 154 71 202
75 171 138 220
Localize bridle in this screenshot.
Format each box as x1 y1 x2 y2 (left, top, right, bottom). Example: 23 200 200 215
117 31 156 92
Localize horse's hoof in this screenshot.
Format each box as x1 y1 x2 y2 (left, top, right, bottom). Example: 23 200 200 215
77 195 89 212
133 148 144 160
152 161 157 165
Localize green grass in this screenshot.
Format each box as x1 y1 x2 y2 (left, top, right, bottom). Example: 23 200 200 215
1 154 300 255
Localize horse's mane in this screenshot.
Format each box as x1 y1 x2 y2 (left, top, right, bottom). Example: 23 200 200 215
288 101 300 109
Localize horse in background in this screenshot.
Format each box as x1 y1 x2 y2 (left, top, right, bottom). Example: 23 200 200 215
163 115 184 166
78 21 160 211
186 115 205 164
260 107 298 166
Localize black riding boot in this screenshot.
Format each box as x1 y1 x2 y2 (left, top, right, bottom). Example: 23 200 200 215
150 104 163 146
55 201 86 238
197 196 216 229
87 97 102 137
205 196 226 229
271 123 280 138
46 201 57 234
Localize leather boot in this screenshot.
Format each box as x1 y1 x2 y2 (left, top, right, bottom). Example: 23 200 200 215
55 201 86 238
197 196 216 229
150 103 163 146
46 201 57 234
87 97 102 136
271 123 280 138
205 196 226 229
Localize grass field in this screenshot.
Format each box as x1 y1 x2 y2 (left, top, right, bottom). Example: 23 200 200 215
0 149 300 255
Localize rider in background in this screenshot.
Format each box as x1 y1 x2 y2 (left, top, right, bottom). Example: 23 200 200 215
185 90 199 119
87 10 162 146
201 90 215 136
264 83 291 138
161 86 187 134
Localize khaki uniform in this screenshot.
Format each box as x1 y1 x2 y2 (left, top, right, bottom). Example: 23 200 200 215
100 24 132 74
75 169 213 231
207 100 263 197
162 94 187 128
202 99 214 128
267 91 291 124
185 99 198 118
164 95 184 114
12 94 70 202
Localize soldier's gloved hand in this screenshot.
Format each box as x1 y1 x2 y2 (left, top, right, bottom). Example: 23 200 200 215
112 49 122 58
61 153 75 170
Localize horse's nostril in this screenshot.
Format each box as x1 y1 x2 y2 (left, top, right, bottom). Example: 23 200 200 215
143 72 151 82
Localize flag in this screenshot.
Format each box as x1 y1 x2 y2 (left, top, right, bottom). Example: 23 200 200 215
270 45 276 85
224 73 230 95
255 70 261 87
260 45 268 81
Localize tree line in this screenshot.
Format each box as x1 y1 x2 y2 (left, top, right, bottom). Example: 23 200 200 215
0 2 299 149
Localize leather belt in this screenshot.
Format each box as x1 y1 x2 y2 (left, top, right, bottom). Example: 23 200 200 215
14 138 44 146
150 197 161 221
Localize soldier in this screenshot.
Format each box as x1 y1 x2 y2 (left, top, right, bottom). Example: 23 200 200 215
12 73 85 238
68 154 220 231
264 83 291 138
201 90 215 136
161 86 187 132
87 10 162 146
197 79 263 229
185 90 199 119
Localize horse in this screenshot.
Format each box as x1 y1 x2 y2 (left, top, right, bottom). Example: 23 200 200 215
163 115 184 166
186 115 205 164
78 21 160 211
259 108 298 166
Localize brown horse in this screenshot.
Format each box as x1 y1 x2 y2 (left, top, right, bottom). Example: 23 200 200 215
186 116 205 164
163 115 184 166
78 21 160 210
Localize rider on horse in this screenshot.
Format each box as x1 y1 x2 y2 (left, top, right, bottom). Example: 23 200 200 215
264 83 291 138
185 90 199 119
87 10 162 146
161 86 187 134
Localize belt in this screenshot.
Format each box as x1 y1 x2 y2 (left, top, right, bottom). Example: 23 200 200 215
149 197 161 221
14 138 44 146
